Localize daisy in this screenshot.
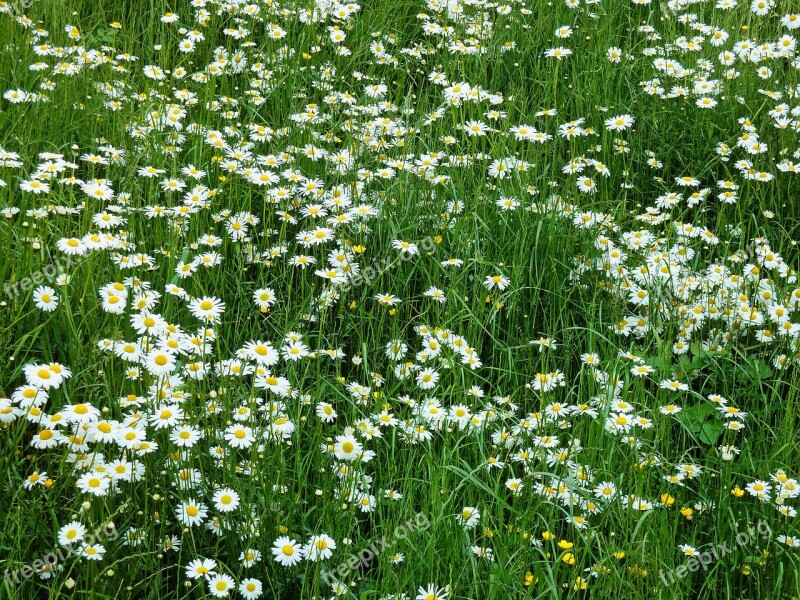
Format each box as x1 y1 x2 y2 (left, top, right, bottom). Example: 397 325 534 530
171 425 202 448
33 286 59 311
568 515 589 529
315 268 348 284
576 177 596 193
58 521 86 546
243 340 279 366
63 402 100 424
176 499 208 527
281 341 310 362
81 544 105 561
472 546 494 561
57 237 87 255
186 558 217 579
144 349 177 377
464 120 490 136
239 549 261 568
375 293 401 306
207 574 235 598
441 258 464 268
580 353 600 365
303 534 336 561
629 362 656 378
114 341 143 363
605 114 634 131
506 478 524 494
416 367 440 390
239 578 263 599
272 536 304 566
188 296 225 323
660 379 689 392
149 405 183 429
131 312 166 336
255 373 292 396
778 535 800 548
23 471 49 490
20 179 49 194
316 402 337 423
544 47 572 59
457 506 480 528
416 584 448 600
212 488 240 512
76 471 111 496
224 424 255 449
745 480 771 500
423 287 447 303
483 274 510 291
333 434 363 461
23 363 63 389
392 239 419 256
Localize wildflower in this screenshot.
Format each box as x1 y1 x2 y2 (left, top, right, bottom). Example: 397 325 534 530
392 239 419 256
239 578 263 599
212 488 240 512
457 507 480 528
424 287 447 303
484 274 510 291
334 434 362 461
416 368 440 390
605 115 634 131
81 544 105 561
58 521 86 547
416 585 448 600
544 47 572 59
207 574 235 598
303 534 336 562
189 296 225 323
76 471 111 496
186 558 217 579
33 286 59 311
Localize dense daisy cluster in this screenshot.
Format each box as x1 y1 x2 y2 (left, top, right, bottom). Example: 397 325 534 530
1 0 800 597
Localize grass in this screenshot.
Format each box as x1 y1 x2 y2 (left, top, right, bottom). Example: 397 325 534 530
1 0 800 598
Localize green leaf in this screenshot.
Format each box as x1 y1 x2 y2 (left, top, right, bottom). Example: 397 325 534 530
677 402 716 429
699 420 725 446
744 359 772 382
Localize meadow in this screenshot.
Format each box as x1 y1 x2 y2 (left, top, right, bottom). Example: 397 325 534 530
1 0 800 598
